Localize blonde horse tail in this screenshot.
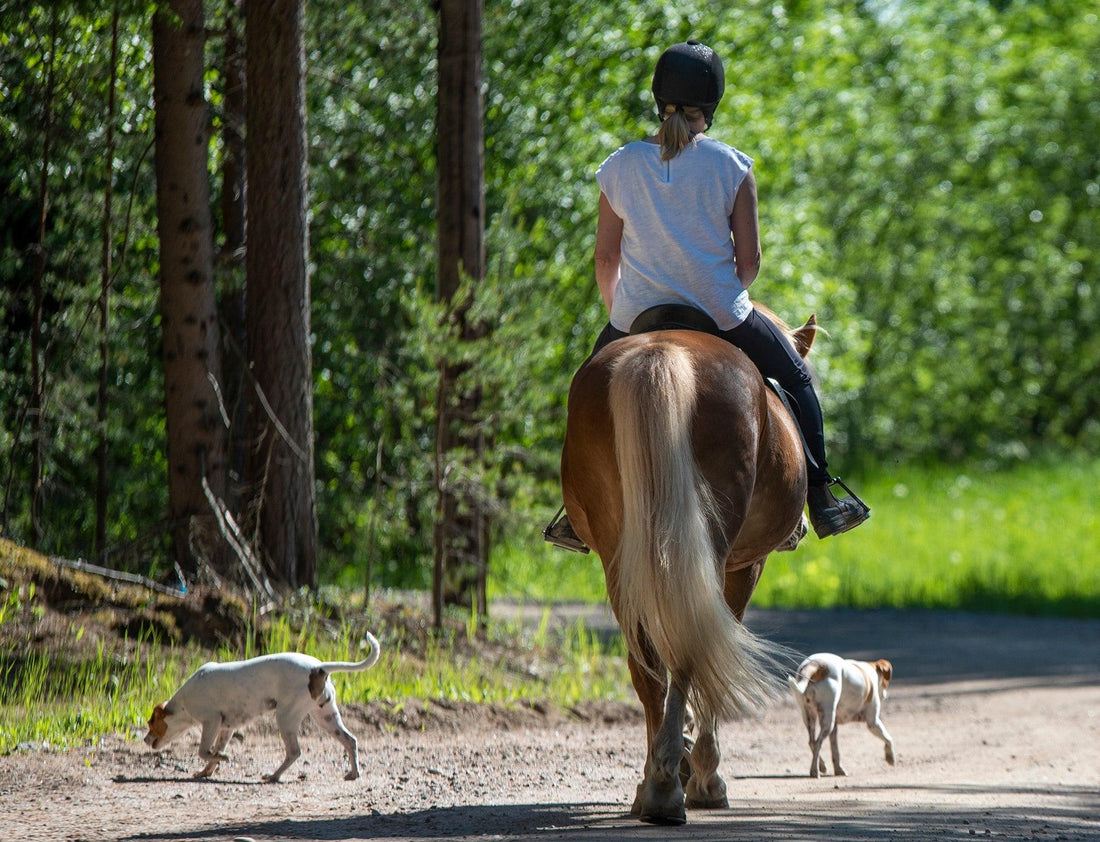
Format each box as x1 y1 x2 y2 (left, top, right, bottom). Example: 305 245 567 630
609 342 782 722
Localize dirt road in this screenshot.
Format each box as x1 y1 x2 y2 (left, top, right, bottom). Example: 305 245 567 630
2 608 1097 841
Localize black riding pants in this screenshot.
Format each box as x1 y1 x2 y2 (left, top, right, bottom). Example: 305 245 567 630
592 308 831 485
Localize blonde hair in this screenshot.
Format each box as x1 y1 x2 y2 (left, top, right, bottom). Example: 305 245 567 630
657 105 702 162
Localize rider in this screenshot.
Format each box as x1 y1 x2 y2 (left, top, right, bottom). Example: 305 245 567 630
545 40 869 553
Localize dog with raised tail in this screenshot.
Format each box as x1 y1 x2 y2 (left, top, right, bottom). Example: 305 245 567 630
144 632 381 782
788 652 895 778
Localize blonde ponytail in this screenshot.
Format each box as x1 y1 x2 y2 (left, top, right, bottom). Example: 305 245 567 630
657 106 694 162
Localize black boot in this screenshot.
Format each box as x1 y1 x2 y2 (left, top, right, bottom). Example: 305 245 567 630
543 510 590 553
807 480 870 539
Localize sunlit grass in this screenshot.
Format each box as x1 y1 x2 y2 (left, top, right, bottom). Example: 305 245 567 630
755 457 1100 616
494 456 1100 617
0 622 194 753
0 597 630 755
4 456 1095 755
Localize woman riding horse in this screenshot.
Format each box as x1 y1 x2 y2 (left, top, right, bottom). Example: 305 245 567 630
545 40 869 553
545 41 872 824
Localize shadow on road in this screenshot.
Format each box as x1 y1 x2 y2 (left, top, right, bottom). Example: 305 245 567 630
747 607 1099 688
122 790 1100 842
503 601 1099 689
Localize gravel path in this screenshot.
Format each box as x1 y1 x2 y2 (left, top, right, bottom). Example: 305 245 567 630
2 608 1097 841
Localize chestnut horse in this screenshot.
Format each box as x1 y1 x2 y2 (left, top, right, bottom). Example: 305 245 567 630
560 313 817 824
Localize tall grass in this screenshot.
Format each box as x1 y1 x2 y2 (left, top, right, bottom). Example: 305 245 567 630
0 601 630 754
3 457 1094 754
493 457 1100 617
756 458 1099 616
0 621 195 752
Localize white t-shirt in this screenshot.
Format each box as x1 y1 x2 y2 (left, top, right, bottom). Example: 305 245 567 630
596 137 755 332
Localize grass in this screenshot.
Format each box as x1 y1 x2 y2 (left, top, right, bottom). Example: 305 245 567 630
2 456 1096 754
755 457 1100 616
0 586 630 754
492 456 1100 618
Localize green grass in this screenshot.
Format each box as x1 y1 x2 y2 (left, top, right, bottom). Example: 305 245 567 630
0 597 630 755
3 456 1096 754
0 622 193 752
493 456 1100 618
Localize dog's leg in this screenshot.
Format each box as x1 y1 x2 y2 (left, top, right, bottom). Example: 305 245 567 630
316 701 360 781
811 702 837 778
828 727 847 776
195 720 230 779
684 712 727 809
263 712 304 783
800 703 826 777
867 715 895 766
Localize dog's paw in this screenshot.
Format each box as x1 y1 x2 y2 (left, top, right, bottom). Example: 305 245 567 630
262 773 282 783
885 746 895 765
834 766 848 777
344 768 360 782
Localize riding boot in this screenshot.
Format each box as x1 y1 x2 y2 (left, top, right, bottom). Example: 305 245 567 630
543 511 590 553
785 382 870 538
807 481 870 539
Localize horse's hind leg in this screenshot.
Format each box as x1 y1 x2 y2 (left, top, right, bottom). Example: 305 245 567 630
685 711 729 809
633 681 689 825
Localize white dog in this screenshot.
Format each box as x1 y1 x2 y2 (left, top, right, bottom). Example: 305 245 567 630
788 652 895 778
144 633 380 782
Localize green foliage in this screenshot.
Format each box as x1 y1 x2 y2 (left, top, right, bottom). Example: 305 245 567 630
1 0 1096 595
1 2 165 562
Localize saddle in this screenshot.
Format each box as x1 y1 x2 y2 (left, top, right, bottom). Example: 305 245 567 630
629 303 720 336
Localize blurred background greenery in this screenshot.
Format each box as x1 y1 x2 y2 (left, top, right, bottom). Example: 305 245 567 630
2 0 1096 614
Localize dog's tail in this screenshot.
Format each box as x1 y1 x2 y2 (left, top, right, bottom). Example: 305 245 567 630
789 659 829 700
319 632 381 673
788 673 811 698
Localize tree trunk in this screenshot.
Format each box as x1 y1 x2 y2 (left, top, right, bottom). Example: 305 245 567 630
151 0 230 581
433 0 487 628
29 7 59 548
243 0 318 590
95 6 120 563
218 0 248 513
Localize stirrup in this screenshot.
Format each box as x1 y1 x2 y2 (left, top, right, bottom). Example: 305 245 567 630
809 477 871 539
829 476 870 514
543 505 590 554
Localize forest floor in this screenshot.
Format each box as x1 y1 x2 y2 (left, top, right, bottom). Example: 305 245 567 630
1 605 1098 842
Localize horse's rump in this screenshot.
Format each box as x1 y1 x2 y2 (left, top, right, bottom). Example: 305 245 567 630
572 332 789 721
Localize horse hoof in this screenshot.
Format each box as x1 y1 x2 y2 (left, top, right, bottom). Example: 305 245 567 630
686 794 729 810
640 810 687 826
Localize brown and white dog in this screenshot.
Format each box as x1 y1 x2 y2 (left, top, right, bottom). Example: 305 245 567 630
144 633 380 782
788 652 895 778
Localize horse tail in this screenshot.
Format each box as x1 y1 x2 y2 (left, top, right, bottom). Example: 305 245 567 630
609 342 782 722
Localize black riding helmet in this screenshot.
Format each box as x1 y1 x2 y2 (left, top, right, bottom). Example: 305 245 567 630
651 40 725 129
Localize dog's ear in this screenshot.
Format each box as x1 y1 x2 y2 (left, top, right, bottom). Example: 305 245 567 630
147 703 170 738
875 660 893 684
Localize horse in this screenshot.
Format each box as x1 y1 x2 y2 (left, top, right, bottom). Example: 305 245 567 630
560 310 818 824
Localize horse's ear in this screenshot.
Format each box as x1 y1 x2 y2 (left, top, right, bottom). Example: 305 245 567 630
791 313 817 358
